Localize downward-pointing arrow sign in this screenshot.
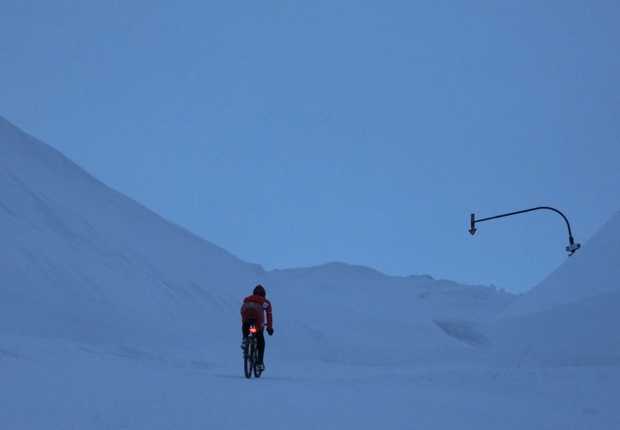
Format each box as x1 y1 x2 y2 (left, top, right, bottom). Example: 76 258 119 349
469 213 476 235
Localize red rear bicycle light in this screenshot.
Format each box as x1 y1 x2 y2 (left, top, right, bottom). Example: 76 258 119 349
250 328 257 333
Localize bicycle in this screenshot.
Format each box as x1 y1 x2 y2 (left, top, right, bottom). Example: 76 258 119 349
243 316 263 379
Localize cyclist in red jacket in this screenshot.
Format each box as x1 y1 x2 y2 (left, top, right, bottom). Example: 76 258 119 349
240 285 273 371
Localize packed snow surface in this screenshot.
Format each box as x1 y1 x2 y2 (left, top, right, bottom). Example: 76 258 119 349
1 115 619 429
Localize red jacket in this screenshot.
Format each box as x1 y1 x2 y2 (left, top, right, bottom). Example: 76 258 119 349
240 294 273 331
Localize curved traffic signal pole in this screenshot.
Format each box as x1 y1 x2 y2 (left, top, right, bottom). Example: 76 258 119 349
470 207 581 256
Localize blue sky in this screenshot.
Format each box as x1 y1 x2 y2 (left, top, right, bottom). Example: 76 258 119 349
1 1 619 293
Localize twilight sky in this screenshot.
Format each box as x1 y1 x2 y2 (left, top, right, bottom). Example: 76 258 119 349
1 1 619 293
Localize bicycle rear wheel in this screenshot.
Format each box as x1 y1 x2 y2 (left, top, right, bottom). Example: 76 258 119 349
253 340 263 378
243 338 253 379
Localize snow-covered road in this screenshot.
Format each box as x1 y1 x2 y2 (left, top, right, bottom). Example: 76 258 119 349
3 335 619 430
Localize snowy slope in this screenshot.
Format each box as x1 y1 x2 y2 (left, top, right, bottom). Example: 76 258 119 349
490 210 620 365
0 115 265 348
498 210 620 317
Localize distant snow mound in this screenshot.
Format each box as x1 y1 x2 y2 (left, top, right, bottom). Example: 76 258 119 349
491 210 620 366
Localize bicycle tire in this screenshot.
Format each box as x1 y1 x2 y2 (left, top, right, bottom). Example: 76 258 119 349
253 338 263 378
243 337 253 379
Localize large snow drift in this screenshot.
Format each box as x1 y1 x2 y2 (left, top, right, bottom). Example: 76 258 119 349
491 210 620 365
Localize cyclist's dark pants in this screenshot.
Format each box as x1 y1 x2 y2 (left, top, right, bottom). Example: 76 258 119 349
242 323 265 363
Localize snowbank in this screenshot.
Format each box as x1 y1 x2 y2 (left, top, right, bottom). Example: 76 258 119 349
490 210 620 365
